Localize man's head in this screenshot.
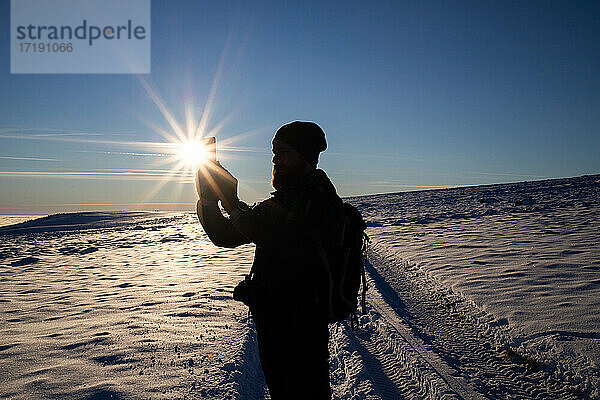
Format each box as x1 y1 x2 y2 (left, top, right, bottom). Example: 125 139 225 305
271 121 327 190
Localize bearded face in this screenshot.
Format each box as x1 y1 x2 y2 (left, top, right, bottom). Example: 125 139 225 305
271 158 307 190
271 139 311 190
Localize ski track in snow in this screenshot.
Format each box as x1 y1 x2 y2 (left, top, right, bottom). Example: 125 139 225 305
1 174 599 399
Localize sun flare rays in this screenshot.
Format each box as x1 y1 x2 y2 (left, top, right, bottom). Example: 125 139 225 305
133 72 262 206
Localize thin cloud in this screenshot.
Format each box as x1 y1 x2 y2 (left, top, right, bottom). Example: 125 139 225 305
0 156 60 161
0 127 134 136
0 133 177 150
0 169 194 181
77 150 171 157
0 130 266 155
49 202 195 206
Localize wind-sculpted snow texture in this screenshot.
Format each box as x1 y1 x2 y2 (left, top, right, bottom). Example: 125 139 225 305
1 174 599 399
347 174 600 399
0 213 258 399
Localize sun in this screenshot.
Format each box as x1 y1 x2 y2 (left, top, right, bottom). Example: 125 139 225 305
133 71 262 204
176 140 209 169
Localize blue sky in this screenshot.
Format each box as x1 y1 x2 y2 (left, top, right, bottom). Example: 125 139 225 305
1 0 599 214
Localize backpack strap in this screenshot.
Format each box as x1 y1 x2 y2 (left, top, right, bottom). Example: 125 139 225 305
360 232 370 314
317 245 335 322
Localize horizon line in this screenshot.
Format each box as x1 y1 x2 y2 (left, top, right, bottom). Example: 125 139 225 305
1 172 598 215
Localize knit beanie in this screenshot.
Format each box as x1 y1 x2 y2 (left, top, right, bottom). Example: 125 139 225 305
273 121 327 167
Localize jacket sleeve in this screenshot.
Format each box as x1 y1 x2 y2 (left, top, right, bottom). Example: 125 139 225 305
228 200 282 248
196 200 251 248
230 194 344 249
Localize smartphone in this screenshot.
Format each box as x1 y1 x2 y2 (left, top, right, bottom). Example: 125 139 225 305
202 136 217 163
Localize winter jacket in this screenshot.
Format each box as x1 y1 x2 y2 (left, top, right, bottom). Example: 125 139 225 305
196 168 344 317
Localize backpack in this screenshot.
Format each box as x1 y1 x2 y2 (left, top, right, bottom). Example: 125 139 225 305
319 202 369 330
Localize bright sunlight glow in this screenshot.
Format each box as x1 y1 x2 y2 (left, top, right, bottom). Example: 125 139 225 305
177 140 209 169
133 67 262 205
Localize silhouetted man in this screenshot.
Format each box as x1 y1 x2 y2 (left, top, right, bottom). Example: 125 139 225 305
196 121 343 399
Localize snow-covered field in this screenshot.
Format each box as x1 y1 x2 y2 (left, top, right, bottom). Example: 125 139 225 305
1 174 599 399
0 215 47 228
